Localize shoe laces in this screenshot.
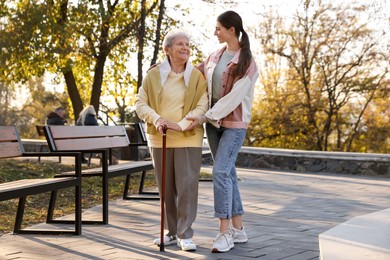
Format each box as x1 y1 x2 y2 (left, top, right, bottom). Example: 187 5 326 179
229 227 240 235
180 238 193 246
214 230 232 242
166 235 176 242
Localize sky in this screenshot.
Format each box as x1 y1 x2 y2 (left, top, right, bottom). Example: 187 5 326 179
165 0 303 55
166 0 389 56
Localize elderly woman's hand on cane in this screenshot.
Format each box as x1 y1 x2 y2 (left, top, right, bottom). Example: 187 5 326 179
157 117 181 134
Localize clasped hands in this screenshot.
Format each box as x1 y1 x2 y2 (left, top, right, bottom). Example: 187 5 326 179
186 115 207 131
156 116 207 135
156 118 180 135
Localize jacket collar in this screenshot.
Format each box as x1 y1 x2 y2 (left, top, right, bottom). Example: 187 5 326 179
159 57 194 87
214 46 241 65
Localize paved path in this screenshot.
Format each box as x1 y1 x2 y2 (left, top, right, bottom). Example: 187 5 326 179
1 166 389 259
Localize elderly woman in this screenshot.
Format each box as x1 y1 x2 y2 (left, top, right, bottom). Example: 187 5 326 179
135 29 208 251
76 105 98 126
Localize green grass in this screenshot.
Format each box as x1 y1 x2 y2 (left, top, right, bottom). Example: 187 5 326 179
0 159 157 235
0 159 212 235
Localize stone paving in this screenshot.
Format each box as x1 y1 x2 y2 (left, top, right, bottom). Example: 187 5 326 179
0 166 389 260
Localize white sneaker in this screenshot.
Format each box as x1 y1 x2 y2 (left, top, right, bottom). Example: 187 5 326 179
211 231 234 253
230 226 248 243
177 238 197 251
153 235 177 246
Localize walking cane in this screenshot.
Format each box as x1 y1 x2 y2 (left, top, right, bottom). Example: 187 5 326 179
160 126 167 252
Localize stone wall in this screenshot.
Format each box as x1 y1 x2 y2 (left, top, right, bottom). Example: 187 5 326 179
202 147 390 177
22 139 390 177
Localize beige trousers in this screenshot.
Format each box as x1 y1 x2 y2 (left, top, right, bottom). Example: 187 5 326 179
150 147 201 239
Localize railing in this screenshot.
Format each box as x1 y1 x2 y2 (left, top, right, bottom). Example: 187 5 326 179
202 147 390 176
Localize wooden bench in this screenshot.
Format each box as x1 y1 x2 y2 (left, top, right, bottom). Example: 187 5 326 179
121 122 157 198
35 125 61 163
0 126 82 235
134 122 147 146
43 125 155 225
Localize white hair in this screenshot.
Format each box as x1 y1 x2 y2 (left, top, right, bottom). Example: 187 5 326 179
79 105 96 125
163 29 191 48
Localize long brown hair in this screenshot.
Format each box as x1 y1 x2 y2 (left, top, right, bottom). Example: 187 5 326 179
217 10 252 78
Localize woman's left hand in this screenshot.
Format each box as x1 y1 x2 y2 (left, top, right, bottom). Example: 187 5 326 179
185 115 207 131
164 121 181 132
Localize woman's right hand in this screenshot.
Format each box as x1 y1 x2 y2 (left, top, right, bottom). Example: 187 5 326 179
156 117 181 134
185 115 207 131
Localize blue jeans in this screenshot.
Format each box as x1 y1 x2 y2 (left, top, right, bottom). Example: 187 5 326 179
206 123 246 219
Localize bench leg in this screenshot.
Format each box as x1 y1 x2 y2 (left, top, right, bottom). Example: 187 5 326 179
14 197 27 233
88 153 93 166
48 152 106 226
46 190 58 223
46 187 103 226
123 174 131 199
123 171 159 200
75 182 82 235
139 171 146 194
14 196 77 235
102 152 109 224
38 145 44 162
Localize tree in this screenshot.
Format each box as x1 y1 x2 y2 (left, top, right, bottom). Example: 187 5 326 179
343 78 389 153
0 0 163 121
253 0 389 152
0 81 13 126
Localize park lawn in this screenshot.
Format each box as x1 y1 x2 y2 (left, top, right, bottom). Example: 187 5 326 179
0 159 156 235
0 159 212 235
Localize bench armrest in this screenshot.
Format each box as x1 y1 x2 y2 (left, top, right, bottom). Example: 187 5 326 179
22 152 83 178
23 152 83 157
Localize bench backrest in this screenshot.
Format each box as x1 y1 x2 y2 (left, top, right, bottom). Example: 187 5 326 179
135 122 147 144
0 126 24 158
44 125 130 152
36 125 45 137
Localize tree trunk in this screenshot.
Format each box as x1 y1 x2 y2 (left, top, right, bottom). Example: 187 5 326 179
90 7 111 115
63 70 83 120
136 0 147 93
151 0 165 66
90 54 108 114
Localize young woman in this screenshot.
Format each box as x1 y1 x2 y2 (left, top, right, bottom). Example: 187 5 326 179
187 10 259 253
